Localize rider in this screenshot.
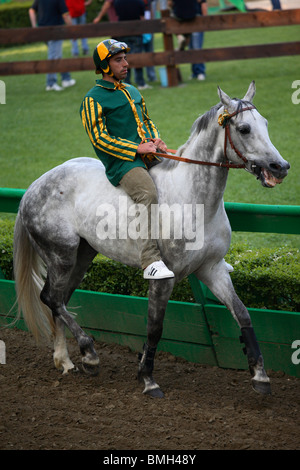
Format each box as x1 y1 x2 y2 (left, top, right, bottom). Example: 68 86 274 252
80 39 174 280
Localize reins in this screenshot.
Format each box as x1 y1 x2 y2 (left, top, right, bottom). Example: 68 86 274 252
153 150 245 169
152 105 256 170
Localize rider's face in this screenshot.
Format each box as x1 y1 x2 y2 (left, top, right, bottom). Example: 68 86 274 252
109 52 129 81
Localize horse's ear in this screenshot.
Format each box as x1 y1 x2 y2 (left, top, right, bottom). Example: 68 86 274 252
217 86 231 107
243 80 256 102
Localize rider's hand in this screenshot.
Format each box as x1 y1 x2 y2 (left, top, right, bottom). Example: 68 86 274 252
137 141 157 154
151 138 167 153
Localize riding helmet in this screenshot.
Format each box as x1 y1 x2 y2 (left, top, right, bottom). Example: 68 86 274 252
93 39 130 76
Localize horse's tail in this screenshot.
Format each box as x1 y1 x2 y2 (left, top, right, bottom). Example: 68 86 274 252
13 213 55 342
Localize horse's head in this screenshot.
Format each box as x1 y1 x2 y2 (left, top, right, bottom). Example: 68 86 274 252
217 81 290 188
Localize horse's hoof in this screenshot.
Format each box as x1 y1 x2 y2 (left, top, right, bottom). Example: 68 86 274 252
81 362 100 376
144 387 164 398
252 379 272 395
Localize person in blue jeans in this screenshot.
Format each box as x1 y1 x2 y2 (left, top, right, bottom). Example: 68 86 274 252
142 34 156 82
171 0 207 81
271 0 281 9
29 0 76 91
142 0 157 83
114 0 151 90
190 0 207 81
66 0 92 56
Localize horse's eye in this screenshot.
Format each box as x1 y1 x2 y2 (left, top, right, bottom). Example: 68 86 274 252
238 124 251 135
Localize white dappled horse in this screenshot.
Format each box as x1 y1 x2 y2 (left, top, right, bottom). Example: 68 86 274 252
13 82 289 397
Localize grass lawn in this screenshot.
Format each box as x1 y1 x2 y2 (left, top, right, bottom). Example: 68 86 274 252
0 24 299 248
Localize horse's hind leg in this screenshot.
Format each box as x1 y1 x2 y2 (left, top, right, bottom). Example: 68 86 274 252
51 239 98 374
63 238 97 306
53 316 75 374
138 277 175 398
40 238 99 376
196 261 271 395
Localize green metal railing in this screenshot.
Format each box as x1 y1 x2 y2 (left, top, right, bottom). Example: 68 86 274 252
1 187 299 234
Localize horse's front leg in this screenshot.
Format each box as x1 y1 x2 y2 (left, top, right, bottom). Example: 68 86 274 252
196 261 271 395
138 277 175 398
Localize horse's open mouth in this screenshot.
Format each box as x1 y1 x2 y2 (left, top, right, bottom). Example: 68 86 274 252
254 166 284 188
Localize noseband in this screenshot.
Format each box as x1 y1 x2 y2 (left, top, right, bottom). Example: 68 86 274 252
153 105 256 170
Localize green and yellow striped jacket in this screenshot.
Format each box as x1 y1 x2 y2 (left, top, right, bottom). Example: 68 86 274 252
80 79 160 186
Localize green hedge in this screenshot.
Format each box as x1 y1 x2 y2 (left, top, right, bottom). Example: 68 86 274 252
0 1 31 29
0 218 299 311
0 219 14 280
0 1 105 30
225 244 300 312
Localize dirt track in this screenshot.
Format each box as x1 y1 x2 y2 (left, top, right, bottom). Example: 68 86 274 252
0 327 299 451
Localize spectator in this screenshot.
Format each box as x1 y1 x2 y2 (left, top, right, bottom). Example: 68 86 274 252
65 0 92 57
190 0 207 81
169 0 207 81
93 0 118 23
169 0 197 51
171 0 198 23
142 0 157 82
29 0 76 91
271 0 281 9
114 0 151 90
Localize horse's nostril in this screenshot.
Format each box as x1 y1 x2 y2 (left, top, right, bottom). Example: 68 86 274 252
270 163 282 170
269 162 290 172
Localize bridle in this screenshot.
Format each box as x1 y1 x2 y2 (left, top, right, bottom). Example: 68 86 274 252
153 105 256 170
220 105 255 166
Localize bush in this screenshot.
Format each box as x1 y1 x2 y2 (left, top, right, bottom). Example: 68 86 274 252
0 218 14 280
0 2 32 29
0 1 105 29
0 218 299 311
225 244 300 312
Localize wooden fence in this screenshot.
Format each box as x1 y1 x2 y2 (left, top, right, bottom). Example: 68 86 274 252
0 188 299 378
0 9 300 86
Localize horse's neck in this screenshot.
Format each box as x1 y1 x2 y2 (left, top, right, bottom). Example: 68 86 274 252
156 125 228 207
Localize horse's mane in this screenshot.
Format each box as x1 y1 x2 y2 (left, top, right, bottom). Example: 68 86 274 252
157 99 255 170
192 99 255 135
192 102 223 134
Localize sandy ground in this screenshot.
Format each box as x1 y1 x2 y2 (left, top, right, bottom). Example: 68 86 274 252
0 327 299 451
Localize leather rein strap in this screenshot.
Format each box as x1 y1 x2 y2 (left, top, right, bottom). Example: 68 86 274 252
153 150 245 169
153 105 255 170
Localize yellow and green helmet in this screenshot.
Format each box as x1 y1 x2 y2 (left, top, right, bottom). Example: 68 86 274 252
93 39 130 76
